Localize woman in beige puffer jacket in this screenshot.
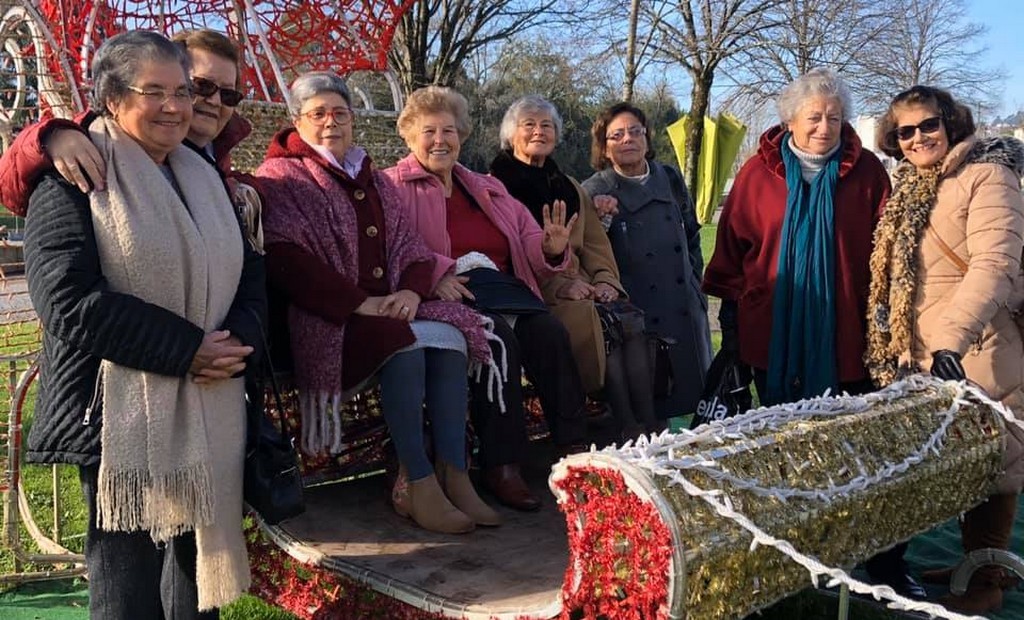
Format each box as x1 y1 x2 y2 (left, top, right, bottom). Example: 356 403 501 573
867 84 1024 614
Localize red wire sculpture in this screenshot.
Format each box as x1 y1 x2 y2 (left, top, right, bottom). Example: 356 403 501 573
0 0 415 120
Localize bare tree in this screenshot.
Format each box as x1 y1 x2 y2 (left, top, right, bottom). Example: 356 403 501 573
852 0 1005 114
641 0 785 192
387 0 584 95
721 0 889 113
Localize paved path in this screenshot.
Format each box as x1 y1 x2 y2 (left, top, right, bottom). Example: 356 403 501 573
0 276 35 322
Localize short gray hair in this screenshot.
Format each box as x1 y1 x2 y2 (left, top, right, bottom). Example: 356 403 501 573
90 30 190 115
776 68 854 124
288 71 352 117
499 95 563 149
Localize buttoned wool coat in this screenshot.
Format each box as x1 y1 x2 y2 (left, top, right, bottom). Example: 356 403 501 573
583 161 711 418
908 136 1024 494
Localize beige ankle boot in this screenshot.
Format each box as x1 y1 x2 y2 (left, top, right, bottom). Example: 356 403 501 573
436 460 502 527
392 470 474 534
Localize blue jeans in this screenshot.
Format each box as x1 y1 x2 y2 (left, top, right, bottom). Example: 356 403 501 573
379 347 469 480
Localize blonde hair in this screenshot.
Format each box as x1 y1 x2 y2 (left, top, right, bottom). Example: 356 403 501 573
397 86 472 141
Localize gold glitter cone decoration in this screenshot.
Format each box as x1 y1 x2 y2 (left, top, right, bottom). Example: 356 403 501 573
550 377 1006 619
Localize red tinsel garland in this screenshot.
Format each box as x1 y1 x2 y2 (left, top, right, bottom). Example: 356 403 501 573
245 518 446 620
554 466 673 620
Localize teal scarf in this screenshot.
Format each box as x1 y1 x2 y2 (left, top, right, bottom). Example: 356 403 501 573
765 136 841 404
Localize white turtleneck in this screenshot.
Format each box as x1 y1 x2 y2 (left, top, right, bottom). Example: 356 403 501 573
788 137 840 183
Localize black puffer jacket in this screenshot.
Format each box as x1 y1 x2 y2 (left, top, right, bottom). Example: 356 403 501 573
24 172 266 465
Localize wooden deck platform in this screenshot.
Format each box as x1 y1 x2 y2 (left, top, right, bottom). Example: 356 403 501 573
260 443 573 619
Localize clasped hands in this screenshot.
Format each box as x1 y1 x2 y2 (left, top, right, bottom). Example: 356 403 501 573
557 279 619 302
190 330 253 384
356 289 421 321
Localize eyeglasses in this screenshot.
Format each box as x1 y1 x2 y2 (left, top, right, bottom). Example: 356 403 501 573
300 107 353 126
519 119 556 132
191 76 244 107
126 84 192 106
893 116 943 141
606 126 646 142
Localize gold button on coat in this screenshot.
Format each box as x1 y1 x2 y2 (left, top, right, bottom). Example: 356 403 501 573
372 267 384 279
353 189 366 200
366 225 378 237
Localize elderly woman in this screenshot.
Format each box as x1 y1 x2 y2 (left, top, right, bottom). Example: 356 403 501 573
867 85 1024 613
24 31 263 617
701 69 912 595
256 73 500 534
490 95 657 441
384 86 587 512
583 103 711 420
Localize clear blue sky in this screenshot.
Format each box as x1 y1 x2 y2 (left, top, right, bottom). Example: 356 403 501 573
967 0 1023 118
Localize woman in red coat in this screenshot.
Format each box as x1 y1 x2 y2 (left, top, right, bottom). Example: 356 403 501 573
701 68 911 595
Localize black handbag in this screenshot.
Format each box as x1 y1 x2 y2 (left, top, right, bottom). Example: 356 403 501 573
243 315 305 525
690 349 753 429
595 300 645 354
649 334 676 399
462 267 549 315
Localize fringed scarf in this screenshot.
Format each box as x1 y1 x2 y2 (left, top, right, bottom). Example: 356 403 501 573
489 149 579 223
88 117 250 610
765 136 841 404
864 160 943 386
259 151 499 455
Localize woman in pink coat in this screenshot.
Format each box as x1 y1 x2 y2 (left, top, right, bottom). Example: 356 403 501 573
383 86 587 512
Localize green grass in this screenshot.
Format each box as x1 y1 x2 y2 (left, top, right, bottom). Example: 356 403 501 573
699 223 717 268
0 327 292 619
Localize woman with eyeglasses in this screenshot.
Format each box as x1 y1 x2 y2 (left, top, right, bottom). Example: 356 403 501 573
256 73 501 535
24 30 263 618
866 85 1024 614
582 102 711 422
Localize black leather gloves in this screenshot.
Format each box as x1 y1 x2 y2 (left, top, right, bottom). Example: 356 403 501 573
931 349 967 381
719 300 740 356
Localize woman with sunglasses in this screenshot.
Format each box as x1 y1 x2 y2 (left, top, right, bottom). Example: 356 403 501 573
866 85 1024 614
583 102 711 423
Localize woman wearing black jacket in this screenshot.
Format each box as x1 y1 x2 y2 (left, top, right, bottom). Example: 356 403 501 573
24 31 265 619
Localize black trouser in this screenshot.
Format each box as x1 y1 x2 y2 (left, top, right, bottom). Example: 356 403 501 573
752 371 909 577
80 465 218 620
470 312 587 467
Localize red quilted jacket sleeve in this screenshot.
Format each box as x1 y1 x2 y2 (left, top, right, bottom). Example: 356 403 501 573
0 113 91 216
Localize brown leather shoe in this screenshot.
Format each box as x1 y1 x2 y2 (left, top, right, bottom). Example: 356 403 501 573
485 464 541 512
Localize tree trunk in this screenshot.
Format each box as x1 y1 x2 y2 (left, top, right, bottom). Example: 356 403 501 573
684 71 713 195
623 0 641 102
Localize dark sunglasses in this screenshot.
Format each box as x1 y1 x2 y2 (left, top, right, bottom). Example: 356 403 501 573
190 76 244 107
893 116 942 141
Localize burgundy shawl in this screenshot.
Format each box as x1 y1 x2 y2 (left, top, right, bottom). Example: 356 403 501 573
257 147 493 397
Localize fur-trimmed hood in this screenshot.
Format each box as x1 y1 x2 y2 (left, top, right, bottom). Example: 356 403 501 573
941 135 1024 181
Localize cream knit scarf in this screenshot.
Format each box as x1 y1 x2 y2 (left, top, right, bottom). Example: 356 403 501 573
865 160 943 386
88 117 250 610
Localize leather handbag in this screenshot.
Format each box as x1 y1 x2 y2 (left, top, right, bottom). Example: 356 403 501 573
243 313 305 525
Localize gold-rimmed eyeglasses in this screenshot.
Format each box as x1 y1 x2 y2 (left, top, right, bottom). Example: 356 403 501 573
300 107 353 126
606 126 646 142
126 85 193 106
